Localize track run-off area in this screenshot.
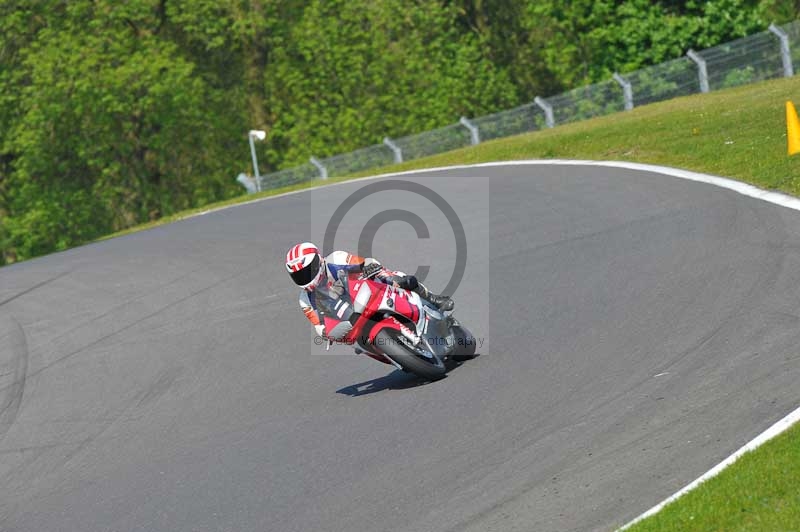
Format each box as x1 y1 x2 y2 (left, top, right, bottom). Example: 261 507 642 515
1 161 800 531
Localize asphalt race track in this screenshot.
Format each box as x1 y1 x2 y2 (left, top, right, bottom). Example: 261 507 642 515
2 162 800 531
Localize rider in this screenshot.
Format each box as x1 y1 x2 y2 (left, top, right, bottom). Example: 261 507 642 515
285 242 454 339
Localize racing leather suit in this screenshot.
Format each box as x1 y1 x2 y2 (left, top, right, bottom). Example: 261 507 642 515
299 251 449 338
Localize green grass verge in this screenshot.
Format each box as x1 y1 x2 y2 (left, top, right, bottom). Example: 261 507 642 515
92 73 800 528
624 421 800 531
348 74 800 191
103 74 800 241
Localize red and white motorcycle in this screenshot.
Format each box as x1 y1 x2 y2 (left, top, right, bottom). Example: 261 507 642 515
322 271 477 380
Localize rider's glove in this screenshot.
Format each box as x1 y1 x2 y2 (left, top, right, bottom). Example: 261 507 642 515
362 260 383 279
394 275 419 291
314 324 325 337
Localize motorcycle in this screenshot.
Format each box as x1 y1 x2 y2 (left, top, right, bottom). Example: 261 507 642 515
321 271 477 380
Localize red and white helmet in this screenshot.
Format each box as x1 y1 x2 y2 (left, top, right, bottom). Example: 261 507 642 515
285 242 324 290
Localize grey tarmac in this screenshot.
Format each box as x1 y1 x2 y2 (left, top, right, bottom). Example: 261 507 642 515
1 163 799 531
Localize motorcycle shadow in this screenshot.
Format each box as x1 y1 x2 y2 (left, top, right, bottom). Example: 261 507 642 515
336 354 480 397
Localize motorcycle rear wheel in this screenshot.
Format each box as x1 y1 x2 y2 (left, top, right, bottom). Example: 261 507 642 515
375 329 446 381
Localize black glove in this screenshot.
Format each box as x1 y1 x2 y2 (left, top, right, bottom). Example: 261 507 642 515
362 261 383 279
394 275 418 290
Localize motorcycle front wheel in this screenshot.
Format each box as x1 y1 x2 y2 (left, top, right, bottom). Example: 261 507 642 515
449 323 477 361
375 329 446 381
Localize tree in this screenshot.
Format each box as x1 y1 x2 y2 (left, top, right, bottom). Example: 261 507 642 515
263 0 517 168
0 0 792 265
1 0 243 263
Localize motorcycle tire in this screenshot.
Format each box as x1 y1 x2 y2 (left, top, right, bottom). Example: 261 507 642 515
375 329 446 381
450 324 477 361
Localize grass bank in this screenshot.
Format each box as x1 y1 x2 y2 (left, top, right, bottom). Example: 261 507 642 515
349 74 800 192
105 74 800 240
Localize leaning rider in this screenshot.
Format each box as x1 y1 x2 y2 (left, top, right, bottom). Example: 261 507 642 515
285 242 453 339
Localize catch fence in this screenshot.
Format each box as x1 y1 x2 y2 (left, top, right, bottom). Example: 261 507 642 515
248 20 800 192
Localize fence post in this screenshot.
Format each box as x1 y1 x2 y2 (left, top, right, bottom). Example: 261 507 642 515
309 157 328 180
686 49 710 93
769 23 794 78
613 73 634 111
459 117 480 145
383 137 403 164
236 173 257 194
534 97 555 128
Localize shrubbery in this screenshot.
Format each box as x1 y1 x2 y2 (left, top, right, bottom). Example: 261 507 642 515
0 0 793 264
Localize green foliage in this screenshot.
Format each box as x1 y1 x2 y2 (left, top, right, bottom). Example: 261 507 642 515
761 0 800 22
518 0 768 93
103 73 800 248
346 72 800 200
0 0 794 265
263 0 517 168
0 0 244 264
721 65 759 88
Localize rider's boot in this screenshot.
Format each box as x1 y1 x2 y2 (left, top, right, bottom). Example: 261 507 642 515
414 283 454 312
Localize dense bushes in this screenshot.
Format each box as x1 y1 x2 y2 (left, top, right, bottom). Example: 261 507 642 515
0 0 794 264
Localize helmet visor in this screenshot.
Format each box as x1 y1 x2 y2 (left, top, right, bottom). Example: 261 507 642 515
289 253 321 286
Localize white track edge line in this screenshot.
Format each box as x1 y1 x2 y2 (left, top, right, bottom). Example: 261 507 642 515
195 159 800 219
200 159 800 526
618 404 800 530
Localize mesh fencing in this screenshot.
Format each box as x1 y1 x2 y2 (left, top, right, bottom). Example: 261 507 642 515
393 123 472 161
545 79 626 125
470 103 546 141
624 57 700 106
700 31 784 91
251 20 800 192
320 143 396 178
256 163 318 190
